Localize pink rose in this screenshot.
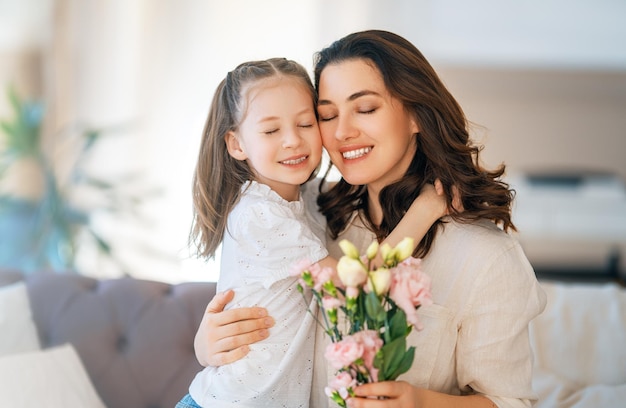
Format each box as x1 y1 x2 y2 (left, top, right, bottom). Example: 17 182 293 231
324 336 364 370
389 258 433 330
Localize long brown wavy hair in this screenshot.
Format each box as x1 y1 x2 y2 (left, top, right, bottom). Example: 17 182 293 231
190 58 317 259
313 30 516 258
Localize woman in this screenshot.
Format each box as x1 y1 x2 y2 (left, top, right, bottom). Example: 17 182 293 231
193 30 546 407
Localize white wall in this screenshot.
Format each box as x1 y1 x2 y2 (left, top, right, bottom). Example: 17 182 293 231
1 0 625 282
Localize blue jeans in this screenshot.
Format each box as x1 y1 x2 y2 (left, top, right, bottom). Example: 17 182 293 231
175 393 202 408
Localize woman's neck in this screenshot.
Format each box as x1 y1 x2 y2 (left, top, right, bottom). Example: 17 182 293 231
366 186 384 226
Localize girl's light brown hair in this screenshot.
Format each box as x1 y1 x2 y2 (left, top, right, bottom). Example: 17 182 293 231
190 58 316 259
313 30 515 258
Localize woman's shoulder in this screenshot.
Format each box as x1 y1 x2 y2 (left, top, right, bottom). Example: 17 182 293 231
440 218 519 251
429 218 533 278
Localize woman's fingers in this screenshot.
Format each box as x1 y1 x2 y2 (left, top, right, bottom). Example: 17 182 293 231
204 289 235 314
194 290 274 367
210 315 274 353
347 381 416 408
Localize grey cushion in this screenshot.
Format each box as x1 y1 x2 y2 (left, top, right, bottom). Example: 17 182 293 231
0 269 216 408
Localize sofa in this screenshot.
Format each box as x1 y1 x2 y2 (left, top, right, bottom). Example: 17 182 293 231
2 268 626 408
0 268 216 408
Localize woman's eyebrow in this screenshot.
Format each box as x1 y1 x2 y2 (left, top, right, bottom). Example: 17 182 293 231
318 90 381 106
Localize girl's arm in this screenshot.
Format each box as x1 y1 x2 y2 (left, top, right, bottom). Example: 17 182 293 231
316 181 447 271
382 182 447 252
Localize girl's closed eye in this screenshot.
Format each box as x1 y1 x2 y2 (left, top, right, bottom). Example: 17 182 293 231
263 128 279 135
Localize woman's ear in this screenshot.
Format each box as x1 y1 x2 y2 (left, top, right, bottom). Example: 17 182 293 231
409 116 420 135
225 131 247 160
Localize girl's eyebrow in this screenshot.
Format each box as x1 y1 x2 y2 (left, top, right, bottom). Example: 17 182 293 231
318 90 381 106
257 107 315 123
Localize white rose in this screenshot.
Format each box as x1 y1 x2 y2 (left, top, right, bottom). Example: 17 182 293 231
365 240 379 261
338 239 360 259
337 256 368 287
366 267 391 295
394 237 415 262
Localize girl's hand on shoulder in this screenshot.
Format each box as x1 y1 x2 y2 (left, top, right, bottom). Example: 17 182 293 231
194 289 275 367
347 381 422 408
415 179 464 222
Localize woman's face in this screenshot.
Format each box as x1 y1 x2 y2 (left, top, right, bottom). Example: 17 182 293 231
316 59 418 194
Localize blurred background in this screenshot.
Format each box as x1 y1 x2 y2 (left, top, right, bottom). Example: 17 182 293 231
1 0 625 283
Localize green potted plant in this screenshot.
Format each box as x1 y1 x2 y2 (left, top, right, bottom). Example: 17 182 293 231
0 86 156 274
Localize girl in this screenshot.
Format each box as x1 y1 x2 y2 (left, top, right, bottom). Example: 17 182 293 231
177 57 447 407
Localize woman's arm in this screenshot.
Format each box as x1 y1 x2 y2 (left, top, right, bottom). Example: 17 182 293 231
193 289 275 366
347 381 497 408
194 182 447 368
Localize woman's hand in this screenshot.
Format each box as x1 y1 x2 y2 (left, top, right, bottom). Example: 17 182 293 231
347 382 497 408
347 381 421 407
194 290 275 367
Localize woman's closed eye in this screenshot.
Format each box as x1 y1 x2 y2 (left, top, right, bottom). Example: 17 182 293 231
318 114 336 122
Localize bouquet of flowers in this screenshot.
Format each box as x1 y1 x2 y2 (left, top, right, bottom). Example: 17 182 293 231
291 237 432 407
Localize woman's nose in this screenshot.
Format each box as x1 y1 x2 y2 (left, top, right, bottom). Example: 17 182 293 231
333 116 358 141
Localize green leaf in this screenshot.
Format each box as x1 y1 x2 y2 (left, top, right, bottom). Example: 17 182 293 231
82 129 101 151
89 229 112 253
389 346 415 380
380 336 407 381
7 85 21 115
388 307 409 341
364 291 385 323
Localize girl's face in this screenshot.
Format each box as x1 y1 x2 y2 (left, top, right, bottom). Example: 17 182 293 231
317 59 418 195
226 78 322 201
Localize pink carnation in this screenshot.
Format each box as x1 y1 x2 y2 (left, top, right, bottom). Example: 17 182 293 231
289 258 335 291
328 372 357 399
389 257 433 330
322 296 343 310
324 336 364 370
309 264 335 291
351 330 383 382
289 258 312 276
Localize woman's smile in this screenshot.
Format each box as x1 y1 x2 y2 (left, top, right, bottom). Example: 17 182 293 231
341 146 373 160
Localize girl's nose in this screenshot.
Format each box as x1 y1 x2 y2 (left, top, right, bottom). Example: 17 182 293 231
282 127 303 148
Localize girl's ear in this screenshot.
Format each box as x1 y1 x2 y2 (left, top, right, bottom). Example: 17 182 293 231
225 131 247 160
